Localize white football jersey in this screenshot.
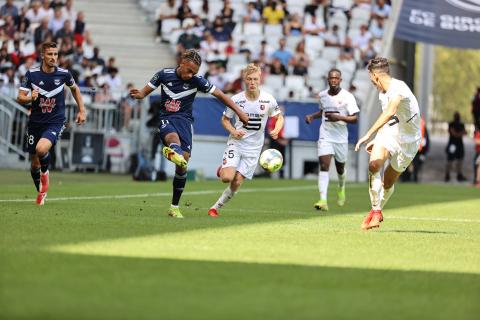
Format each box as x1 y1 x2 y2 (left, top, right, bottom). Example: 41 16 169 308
224 90 281 155
378 78 421 143
318 88 360 143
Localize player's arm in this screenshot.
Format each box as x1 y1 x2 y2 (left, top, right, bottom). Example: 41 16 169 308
355 95 401 152
325 112 358 124
221 115 245 139
269 113 284 140
130 85 155 100
69 84 87 124
212 88 249 125
305 111 322 124
17 88 38 105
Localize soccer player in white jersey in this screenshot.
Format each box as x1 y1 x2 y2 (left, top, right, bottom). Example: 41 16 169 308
208 63 284 217
355 57 421 230
305 68 359 211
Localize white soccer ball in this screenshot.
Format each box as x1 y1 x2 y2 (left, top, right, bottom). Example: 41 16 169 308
259 149 283 173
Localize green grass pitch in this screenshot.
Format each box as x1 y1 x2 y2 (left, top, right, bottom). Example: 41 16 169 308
1 169 479 320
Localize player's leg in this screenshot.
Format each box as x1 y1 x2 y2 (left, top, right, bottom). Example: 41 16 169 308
209 171 245 217
168 152 189 219
30 155 41 192
315 140 334 211
36 138 53 193
380 164 401 209
26 128 41 193
361 141 390 230
333 142 348 206
162 131 188 168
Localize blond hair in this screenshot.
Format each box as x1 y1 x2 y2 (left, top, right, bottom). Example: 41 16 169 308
242 63 261 78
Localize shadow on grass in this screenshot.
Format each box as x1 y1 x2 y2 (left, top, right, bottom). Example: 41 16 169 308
0 253 479 320
379 230 456 235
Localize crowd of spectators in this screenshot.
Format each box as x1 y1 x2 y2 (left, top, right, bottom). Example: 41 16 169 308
154 0 392 98
0 0 125 104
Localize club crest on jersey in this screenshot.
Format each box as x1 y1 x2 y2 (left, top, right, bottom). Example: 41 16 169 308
260 104 265 110
54 79 61 85
39 97 56 113
183 84 189 90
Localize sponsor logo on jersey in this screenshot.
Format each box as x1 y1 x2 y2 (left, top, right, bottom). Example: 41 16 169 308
236 100 246 104
54 79 61 85
165 99 181 112
259 100 270 103
39 97 56 113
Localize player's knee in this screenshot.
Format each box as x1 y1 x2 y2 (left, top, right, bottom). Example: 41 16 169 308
369 160 382 173
319 163 329 171
35 145 49 157
221 175 233 183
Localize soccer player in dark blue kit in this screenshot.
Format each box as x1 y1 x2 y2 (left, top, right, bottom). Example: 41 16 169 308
17 42 86 205
130 49 248 218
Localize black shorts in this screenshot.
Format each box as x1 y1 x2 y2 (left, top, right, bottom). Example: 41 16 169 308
25 122 66 154
446 143 464 161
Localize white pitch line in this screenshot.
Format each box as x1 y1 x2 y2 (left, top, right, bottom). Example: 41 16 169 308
0 185 317 203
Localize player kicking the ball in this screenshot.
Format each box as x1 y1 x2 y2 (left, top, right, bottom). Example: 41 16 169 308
17 42 86 205
355 57 421 230
208 63 284 217
305 68 359 211
130 49 248 218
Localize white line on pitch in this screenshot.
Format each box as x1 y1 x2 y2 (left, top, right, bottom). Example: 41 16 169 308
0 185 318 203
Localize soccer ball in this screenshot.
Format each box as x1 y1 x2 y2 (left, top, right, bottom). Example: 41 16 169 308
259 149 283 173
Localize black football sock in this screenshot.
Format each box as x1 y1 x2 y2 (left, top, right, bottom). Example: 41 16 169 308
30 168 41 192
39 152 50 173
171 172 187 206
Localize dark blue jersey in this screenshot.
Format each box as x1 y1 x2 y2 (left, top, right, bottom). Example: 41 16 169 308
20 66 75 124
148 68 215 122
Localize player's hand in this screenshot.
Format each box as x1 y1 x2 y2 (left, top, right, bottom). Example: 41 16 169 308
355 134 370 152
365 140 374 154
76 110 87 125
325 112 342 122
239 112 249 125
31 89 39 102
305 114 313 124
232 130 246 139
270 129 280 140
129 88 143 99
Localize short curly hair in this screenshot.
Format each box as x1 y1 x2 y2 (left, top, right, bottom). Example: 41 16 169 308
367 57 390 74
242 63 261 78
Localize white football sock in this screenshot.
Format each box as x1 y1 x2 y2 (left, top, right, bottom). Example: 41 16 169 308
338 171 346 189
212 187 236 210
368 171 382 210
381 185 395 209
318 171 329 201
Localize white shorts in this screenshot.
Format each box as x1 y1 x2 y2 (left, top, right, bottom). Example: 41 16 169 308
375 134 420 173
317 140 348 163
221 144 259 180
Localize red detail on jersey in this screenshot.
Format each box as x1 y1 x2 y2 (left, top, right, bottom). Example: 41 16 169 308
165 99 181 112
39 98 56 113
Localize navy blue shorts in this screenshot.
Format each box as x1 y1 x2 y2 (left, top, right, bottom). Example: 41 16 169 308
26 122 66 154
158 117 193 154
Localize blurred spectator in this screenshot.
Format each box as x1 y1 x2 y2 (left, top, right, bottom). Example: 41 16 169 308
292 40 309 65
34 18 51 46
324 24 344 47
55 19 74 43
271 38 293 68
445 112 467 182
209 16 231 42
39 0 54 20
361 38 377 65
14 6 31 32
177 18 201 53
62 0 77 22
105 67 122 95
120 83 140 130
26 1 46 24
220 0 235 28
351 24 372 51
155 0 177 42
224 70 243 94
18 57 35 77
268 57 288 75
177 0 193 23
82 31 94 59
243 2 261 23
73 11 86 46
263 0 285 25
372 0 391 19
197 0 210 25
2 14 16 38
59 36 74 56
205 63 228 90
49 6 65 35
251 39 273 61
1 0 18 18
369 16 385 39
292 56 308 76
303 14 325 35
95 82 114 103
90 46 105 66
200 31 226 64
472 87 480 129
474 127 480 187
284 13 303 36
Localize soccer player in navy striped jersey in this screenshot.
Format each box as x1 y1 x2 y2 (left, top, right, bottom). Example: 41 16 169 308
17 42 86 205
130 49 248 218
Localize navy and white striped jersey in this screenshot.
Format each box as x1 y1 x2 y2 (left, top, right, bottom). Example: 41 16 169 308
148 68 216 122
20 66 75 124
